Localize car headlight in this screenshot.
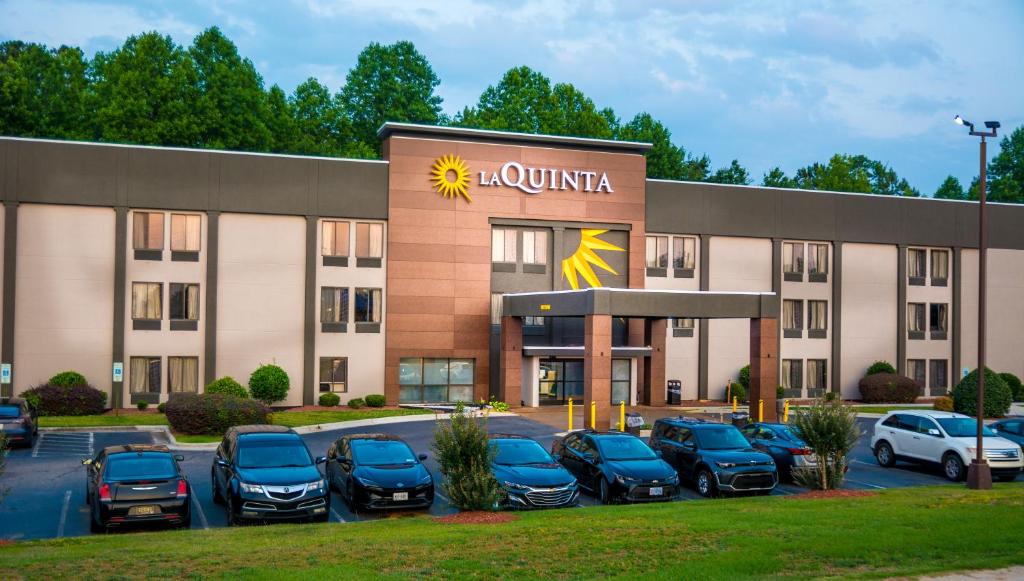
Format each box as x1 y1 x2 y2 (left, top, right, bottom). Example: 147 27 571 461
503 481 529 491
614 474 638 485
239 483 264 494
715 461 737 468
356 477 382 489
306 479 326 492
418 473 433 484
666 473 679 484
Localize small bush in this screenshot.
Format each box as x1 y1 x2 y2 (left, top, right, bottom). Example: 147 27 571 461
136 401 148 411
248 364 290 405
432 403 500 511
205 376 248 399
776 386 785 400
866 361 896 376
48 371 88 387
858 373 920 403
824 391 837 402
22 384 107 416
738 365 751 391
727 382 746 403
164 393 270 435
157 402 166 414
319 392 340 407
347 397 366 409
488 397 510 412
365 394 386 408
953 368 1012 418
998 372 1024 402
933 396 954 412
792 400 860 490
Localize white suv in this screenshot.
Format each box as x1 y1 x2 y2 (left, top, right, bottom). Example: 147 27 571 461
871 410 1023 482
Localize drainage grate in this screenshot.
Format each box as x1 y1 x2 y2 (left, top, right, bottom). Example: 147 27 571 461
32 432 94 458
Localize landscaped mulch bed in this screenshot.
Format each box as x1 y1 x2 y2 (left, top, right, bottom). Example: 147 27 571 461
434 512 518 525
786 490 877 500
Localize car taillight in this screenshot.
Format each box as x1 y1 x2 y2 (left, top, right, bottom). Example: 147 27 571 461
787 447 812 455
176 479 188 498
98 483 112 502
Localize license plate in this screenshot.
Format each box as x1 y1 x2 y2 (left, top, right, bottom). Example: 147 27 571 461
128 505 160 516
649 487 663 496
393 492 408 501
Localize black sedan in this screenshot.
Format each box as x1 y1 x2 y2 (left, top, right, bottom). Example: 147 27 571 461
740 422 816 481
326 433 434 511
551 431 678 504
0 397 37 447
490 435 578 509
83 445 191 532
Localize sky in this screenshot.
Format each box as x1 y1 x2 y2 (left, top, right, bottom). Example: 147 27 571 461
2 0 1022 194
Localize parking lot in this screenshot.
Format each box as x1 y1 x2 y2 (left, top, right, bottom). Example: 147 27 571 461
0 416 1005 541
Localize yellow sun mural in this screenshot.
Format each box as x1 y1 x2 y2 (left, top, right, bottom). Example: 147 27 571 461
561 229 625 290
430 154 472 203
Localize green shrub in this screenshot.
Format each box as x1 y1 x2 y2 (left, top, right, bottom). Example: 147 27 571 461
157 402 166 414
136 401 148 411
792 400 860 490
727 382 746 403
248 365 290 405
431 403 500 511
738 365 751 391
824 391 837 402
164 393 270 435
488 397 510 412
22 383 107 416
953 368 1012 418
866 361 896 376
365 394 386 408
319 393 340 407
858 373 920 403
933 396 954 412
998 372 1024 402
205 376 248 399
776 386 785 400
347 397 366 409
48 371 88 387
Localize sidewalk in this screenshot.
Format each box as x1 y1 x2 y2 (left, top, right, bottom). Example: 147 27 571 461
915 566 1024 580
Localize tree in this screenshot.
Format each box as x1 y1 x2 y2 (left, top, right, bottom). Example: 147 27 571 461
339 40 443 155
708 159 751 185
0 41 89 139
288 77 344 156
265 84 297 153
89 32 200 146
188 27 271 151
792 400 860 490
546 82 616 139
248 364 290 405
762 167 795 188
933 175 966 200
617 112 708 181
987 125 1024 203
457 65 553 134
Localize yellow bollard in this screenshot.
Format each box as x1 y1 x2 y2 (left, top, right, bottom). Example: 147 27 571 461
619 401 626 432
783 400 790 423
590 401 596 430
568 398 574 432
758 399 764 422
732 396 737 413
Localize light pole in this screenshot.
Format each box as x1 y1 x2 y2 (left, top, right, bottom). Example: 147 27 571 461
954 114 1000 490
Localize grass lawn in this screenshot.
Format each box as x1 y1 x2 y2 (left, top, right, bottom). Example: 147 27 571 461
171 433 222 444
2 485 1022 579
268 408 432 427
39 408 433 430
38 413 170 428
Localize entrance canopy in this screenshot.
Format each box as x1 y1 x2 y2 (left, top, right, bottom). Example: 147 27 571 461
502 288 779 320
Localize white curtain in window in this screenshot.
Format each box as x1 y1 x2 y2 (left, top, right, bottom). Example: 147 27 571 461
808 244 828 274
645 237 657 267
534 231 547 264
130 358 148 394
186 284 200 320
369 223 383 258
147 284 161 319
321 221 336 256
783 243 804 273
170 357 198 393
931 250 949 279
908 304 924 332
371 289 382 322
783 300 802 330
810 301 827 330
908 249 925 277
781 360 792 389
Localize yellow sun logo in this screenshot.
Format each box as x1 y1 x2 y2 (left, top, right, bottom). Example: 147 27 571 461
561 229 625 290
430 154 472 203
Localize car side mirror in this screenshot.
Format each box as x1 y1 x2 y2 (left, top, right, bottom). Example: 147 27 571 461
315 456 327 465
174 455 185 461
215 458 229 467
418 453 428 461
81 459 92 466
927 429 942 437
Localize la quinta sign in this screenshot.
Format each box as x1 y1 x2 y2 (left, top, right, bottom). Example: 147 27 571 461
478 161 613 194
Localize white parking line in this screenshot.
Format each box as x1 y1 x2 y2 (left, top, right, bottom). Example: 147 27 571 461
56 490 71 537
190 494 209 529
331 508 345 523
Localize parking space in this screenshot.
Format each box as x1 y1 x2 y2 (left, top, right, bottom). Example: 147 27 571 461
1 415 1009 541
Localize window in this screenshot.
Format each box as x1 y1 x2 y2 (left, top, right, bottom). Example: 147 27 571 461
783 242 804 274
808 300 828 332
929 360 948 391
522 230 548 265
673 318 695 330
131 283 162 320
355 288 382 323
611 359 630 404
808 243 829 275
321 287 349 323
908 359 926 386
645 236 668 268
129 356 161 394
782 359 802 391
490 293 503 325
319 357 348 393
168 356 198 393
783 299 803 331
806 360 827 391
930 250 949 283
672 237 696 269
355 223 383 259
399 358 474 403
929 303 948 334
907 303 926 335
169 283 199 321
321 221 350 257
908 248 926 279
524 316 545 326
170 214 201 252
132 212 163 250
491 228 516 263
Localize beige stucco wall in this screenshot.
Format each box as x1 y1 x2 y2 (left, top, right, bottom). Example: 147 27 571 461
840 243 897 398
217 213 305 406
780 241 833 394
644 233 700 400
960 248 1024 379
707 236 772 400
13 204 114 396
315 218 386 404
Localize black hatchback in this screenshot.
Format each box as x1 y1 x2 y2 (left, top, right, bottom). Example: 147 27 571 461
551 431 678 504
326 433 434 511
0 397 37 447
83 445 191 532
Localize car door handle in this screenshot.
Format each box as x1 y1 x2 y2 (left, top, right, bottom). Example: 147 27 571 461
912 436 920 440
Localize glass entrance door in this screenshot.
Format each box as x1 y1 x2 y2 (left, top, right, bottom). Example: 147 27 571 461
538 359 584 405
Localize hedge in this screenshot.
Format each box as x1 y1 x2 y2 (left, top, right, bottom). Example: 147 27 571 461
347 397 366 409
205 376 248 399
953 368 1012 418
318 393 340 407
48 371 88 387
738 365 751 391
865 361 897 376
858 373 920 403
22 383 107 416
365 394 386 408
164 393 270 435
997 372 1024 402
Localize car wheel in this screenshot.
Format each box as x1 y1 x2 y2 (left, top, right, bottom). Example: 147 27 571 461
696 469 717 498
211 470 224 505
875 442 895 467
226 494 239 526
599 478 612 504
345 480 358 512
943 453 965 481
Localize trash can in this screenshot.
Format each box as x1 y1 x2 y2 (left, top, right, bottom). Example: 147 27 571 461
730 412 749 428
666 380 682 405
624 412 646 435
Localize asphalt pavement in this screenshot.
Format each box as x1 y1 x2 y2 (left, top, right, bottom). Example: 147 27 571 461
0 416 1005 541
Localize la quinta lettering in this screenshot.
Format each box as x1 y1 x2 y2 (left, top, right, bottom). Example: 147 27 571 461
479 161 613 194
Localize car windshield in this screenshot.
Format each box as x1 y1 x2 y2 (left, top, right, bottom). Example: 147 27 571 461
105 454 177 481
596 436 656 461
696 427 751 450
937 418 996 438
237 440 313 469
351 440 416 466
491 439 552 465
0 405 20 418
